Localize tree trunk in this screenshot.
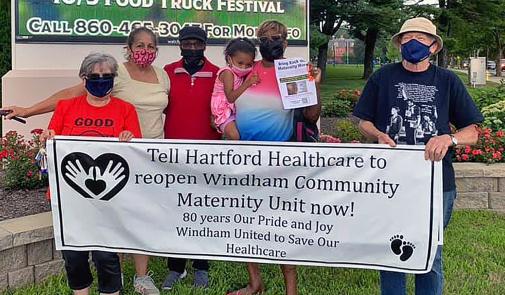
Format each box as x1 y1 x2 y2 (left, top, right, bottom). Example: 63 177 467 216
437 0 448 68
317 42 329 82
496 49 502 78
316 15 343 83
496 32 502 77
362 28 379 79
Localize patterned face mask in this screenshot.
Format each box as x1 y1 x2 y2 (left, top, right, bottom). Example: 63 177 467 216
131 49 156 67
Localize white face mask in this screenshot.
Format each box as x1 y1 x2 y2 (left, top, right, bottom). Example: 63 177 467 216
230 64 253 77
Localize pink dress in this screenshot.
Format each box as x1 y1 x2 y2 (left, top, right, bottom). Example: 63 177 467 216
211 67 243 132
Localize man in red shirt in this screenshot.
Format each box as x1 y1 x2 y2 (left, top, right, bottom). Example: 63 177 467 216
162 26 219 291
163 26 220 140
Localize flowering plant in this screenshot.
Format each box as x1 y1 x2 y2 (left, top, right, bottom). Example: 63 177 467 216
322 89 362 118
454 128 505 164
0 129 48 189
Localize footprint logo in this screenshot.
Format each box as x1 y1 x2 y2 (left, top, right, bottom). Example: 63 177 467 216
390 234 404 255
389 234 415 261
400 241 416 261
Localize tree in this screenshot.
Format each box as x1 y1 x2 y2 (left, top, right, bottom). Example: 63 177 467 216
347 0 404 79
309 25 328 62
454 0 505 77
435 0 456 68
310 0 357 81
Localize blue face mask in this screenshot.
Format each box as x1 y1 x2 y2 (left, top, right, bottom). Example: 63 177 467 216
401 39 436 64
85 76 114 98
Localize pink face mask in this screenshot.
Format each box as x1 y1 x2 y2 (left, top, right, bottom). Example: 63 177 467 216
230 64 253 78
131 49 156 67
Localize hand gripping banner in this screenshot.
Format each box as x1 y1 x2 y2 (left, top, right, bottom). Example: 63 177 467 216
47 137 443 274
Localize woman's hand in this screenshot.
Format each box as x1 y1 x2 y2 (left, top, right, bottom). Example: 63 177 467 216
1 106 30 119
308 64 321 84
118 130 134 142
39 130 56 145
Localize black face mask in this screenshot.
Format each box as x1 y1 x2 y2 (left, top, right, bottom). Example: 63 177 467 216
259 39 285 62
181 49 205 75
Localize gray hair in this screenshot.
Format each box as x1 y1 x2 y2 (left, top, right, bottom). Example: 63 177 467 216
78 52 118 78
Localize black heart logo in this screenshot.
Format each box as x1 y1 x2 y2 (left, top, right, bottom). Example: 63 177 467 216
61 152 129 201
85 179 107 195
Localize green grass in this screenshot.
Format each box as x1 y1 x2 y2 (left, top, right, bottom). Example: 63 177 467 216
320 64 500 104
3 210 504 295
320 65 367 103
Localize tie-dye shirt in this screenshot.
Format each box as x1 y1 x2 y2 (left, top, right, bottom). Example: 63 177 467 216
235 61 293 141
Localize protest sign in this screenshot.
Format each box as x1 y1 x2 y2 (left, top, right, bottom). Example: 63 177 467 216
47 137 442 273
274 58 318 109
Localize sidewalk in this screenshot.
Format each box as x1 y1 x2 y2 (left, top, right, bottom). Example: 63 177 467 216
452 68 504 84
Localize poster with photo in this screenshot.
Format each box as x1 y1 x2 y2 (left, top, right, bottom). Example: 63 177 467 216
274 58 317 109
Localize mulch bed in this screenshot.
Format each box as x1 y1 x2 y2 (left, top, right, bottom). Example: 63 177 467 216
0 171 50 222
0 120 341 221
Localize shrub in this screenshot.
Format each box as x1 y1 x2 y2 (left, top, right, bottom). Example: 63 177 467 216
334 89 361 104
467 83 505 110
481 100 505 131
454 128 505 164
322 99 352 117
0 129 48 189
334 118 366 143
321 89 361 118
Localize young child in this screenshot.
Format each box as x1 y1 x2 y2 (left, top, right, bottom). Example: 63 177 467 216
211 37 259 140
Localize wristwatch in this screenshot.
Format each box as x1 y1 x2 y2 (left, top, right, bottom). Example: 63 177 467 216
449 134 458 147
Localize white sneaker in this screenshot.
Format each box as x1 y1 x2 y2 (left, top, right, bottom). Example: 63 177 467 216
134 271 160 295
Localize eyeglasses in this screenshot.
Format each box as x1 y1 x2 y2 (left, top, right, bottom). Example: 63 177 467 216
180 40 205 49
86 73 115 80
259 34 284 43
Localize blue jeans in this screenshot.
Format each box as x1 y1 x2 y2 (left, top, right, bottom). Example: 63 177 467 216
380 190 456 295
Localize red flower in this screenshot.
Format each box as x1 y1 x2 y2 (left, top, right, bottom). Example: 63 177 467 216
461 154 469 161
496 130 505 138
464 145 471 153
472 149 483 156
5 130 18 137
26 171 33 178
30 129 43 135
493 152 502 160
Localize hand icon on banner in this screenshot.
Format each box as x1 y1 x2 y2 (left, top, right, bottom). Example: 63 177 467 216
64 159 101 198
91 160 126 199
61 152 130 201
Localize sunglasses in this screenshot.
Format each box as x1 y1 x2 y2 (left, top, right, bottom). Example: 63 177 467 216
86 73 115 80
180 40 205 49
258 35 284 43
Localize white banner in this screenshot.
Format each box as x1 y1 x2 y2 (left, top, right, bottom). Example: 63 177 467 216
47 137 442 274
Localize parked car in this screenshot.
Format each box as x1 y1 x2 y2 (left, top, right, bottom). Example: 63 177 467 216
487 61 496 70
462 60 469 69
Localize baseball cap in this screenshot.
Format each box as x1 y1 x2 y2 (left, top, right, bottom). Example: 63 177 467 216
179 26 207 43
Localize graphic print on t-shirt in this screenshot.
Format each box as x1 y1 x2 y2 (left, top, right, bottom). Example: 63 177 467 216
386 83 438 145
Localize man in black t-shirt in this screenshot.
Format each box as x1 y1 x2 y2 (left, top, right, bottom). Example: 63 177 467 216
353 17 483 295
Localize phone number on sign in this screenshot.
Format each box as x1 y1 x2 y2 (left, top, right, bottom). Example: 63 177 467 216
24 18 303 39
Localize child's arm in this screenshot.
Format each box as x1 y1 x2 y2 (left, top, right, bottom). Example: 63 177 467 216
220 70 259 103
